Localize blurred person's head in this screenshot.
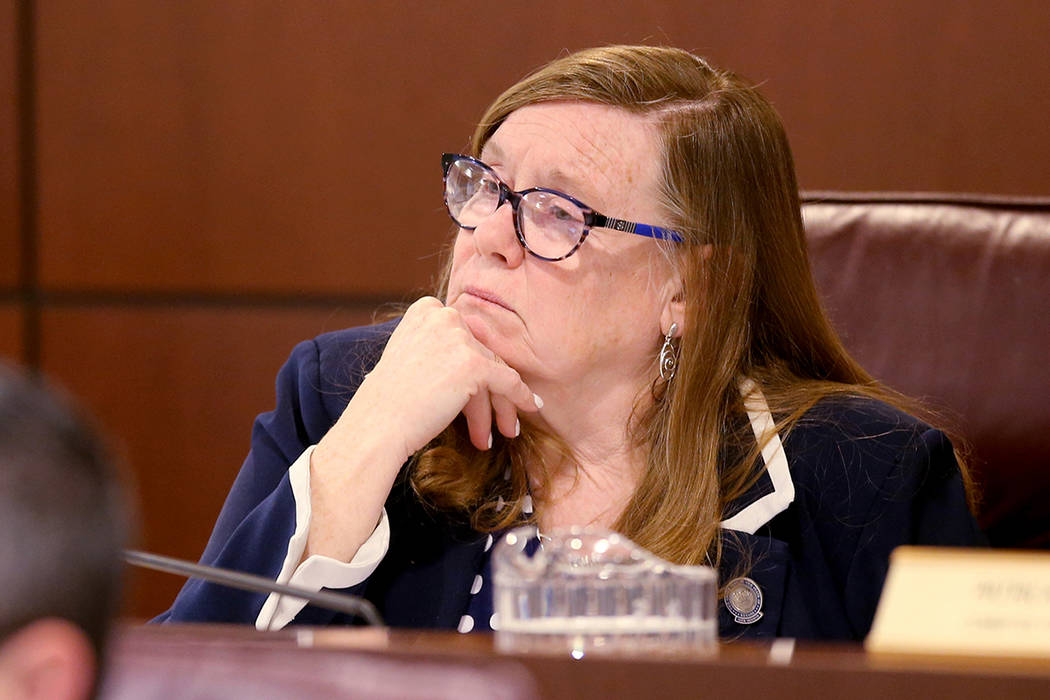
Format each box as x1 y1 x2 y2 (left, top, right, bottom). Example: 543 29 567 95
0 364 130 700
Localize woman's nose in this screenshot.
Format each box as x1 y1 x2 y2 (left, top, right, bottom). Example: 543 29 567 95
470 202 526 267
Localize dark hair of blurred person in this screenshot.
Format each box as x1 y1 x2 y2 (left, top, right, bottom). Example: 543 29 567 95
0 364 131 700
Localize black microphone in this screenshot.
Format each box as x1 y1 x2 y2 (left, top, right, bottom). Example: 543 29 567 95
124 550 384 627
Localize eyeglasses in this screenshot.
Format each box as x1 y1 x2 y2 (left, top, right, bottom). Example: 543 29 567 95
442 153 683 262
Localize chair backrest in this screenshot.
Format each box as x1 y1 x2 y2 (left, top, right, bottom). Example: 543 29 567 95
802 192 1050 549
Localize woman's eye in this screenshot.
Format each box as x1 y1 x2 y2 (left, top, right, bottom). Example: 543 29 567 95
550 205 574 221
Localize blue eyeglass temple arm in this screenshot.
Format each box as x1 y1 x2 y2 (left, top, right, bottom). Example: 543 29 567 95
589 214 684 243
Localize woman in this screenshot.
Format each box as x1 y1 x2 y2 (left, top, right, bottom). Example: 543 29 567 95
159 45 982 640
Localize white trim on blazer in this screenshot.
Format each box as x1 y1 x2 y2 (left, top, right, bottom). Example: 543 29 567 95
719 377 795 534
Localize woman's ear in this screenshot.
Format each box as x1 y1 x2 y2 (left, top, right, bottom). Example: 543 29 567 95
659 271 686 338
659 244 711 337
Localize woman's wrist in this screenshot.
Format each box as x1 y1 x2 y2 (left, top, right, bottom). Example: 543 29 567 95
306 405 409 562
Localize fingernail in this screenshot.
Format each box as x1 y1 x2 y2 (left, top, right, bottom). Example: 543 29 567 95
514 418 520 437
487 432 493 450
533 393 544 409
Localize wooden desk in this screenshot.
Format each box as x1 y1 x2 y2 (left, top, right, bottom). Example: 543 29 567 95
101 624 1050 699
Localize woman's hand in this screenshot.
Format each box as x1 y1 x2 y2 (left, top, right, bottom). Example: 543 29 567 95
305 297 541 562
355 296 541 460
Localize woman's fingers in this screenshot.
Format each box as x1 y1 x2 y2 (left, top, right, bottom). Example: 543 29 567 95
490 393 520 440
461 391 494 451
462 391 523 452
363 297 542 453
463 359 541 449
404 295 445 318
485 361 542 415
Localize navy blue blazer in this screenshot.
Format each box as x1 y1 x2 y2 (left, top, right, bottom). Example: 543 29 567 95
158 321 983 640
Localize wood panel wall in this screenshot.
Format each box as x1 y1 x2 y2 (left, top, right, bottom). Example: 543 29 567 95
1 0 19 347
3 1 1049 619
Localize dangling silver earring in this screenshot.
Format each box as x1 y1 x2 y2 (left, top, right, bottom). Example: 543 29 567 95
659 322 679 381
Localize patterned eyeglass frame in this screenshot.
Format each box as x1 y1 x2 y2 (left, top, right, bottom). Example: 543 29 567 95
442 153 684 262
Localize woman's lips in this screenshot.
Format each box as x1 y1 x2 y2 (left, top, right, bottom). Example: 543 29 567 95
461 286 514 312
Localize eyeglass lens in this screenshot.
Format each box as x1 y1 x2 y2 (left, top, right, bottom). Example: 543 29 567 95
445 157 588 260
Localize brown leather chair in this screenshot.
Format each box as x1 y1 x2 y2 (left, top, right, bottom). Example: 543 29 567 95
803 193 1050 549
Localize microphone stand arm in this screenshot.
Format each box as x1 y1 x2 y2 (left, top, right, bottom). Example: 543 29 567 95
124 549 384 627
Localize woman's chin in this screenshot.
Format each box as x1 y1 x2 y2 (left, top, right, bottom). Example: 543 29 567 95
458 312 523 368
461 312 502 352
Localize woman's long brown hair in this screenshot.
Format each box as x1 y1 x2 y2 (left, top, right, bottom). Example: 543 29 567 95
408 46 976 568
